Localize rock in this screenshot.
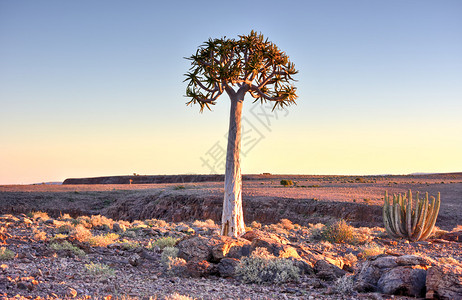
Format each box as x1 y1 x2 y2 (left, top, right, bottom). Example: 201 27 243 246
249 236 300 260
426 264 462 299
113 222 126 233
440 231 462 242
211 236 251 261
354 254 432 297
314 259 347 281
377 266 426 297
241 230 289 244
288 257 314 275
217 258 240 277
176 225 195 235
177 236 220 262
128 253 141 266
395 255 431 266
186 260 215 277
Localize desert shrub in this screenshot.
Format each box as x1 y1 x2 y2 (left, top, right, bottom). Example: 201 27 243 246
51 233 68 240
278 219 294 230
173 185 186 190
57 224 74 234
84 262 115 277
161 247 186 275
359 243 385 259
33 229 48 241
280 179 293 186
161 246 179 264
145 219 168 228
71 224 92 242
121 230 137 239
321 219 356 244
192 219 218 229
88 233 119 247
236 247 300 284
29 211 50 221
307 223 325 241
119 239 140 250
333 274 354 294
152 237 179 250
0 247 15 260
59 213 73 221
50 241 86 257
250 221 262 229
90 215 113 230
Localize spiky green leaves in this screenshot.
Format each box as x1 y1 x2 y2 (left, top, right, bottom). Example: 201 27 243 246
383 190 440 241
184 31 298 112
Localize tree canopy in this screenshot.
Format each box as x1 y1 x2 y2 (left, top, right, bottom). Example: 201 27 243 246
184 31 298 111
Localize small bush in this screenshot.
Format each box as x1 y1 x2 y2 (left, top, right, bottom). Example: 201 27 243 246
84 262 115 277
278 219 294 230
57 224 74 234
88 233 119 247
359 243 384 259
192 219 218 229
280 179 293 187
333 274 354 294
0 247 15 260
236 247 300 284
50 241 86 257
33 229 48 241
90 215 113 229
321 220 355 244
250 221 262 229
161 246 179 264
173 185 186 190
30 211 50 221
71 224 92 242
152 237 179 250
145 219 168 228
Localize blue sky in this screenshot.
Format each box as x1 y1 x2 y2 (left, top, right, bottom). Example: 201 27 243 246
1 0 461 184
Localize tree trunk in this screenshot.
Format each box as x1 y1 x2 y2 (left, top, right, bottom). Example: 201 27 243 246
221 94 246 237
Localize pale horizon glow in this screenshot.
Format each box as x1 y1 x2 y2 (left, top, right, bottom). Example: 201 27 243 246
1 1 461 184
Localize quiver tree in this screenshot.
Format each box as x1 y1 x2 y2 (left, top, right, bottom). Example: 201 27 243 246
184 31 298 237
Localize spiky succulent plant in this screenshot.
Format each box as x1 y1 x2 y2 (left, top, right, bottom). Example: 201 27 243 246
383 189 440 241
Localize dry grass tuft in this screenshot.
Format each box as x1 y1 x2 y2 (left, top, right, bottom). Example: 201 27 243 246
359 243 385 259
192 219 218 229
321 220 356 244
33 228 48 241
88 233 119 247
278 219 295 230
0 247 15 260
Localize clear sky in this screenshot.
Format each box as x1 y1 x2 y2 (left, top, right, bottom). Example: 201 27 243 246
1 0 461 184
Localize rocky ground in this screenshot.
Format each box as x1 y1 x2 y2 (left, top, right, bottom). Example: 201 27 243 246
0 173 461 299
0 211 461 299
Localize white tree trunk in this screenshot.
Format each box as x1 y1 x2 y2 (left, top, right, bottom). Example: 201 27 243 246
221 94 246 237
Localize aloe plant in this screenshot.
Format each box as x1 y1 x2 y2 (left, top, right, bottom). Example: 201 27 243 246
383 190 440 241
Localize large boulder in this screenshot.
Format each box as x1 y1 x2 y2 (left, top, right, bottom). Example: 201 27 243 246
426 264 462 299
314 259 347 281
217 258 240 277
211 236 251 261
177 235 251 262
377 266 426 297
354 254 431 297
